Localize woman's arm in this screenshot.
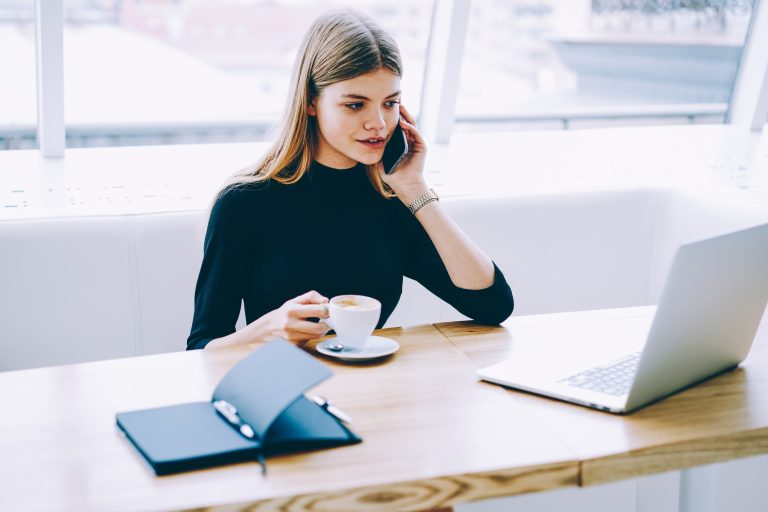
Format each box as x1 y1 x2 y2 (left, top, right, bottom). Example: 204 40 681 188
188 187 331 350
187 187 249 350
204 318 268 349
378 105 512 324
395 187 495 290
380 105 495 290
204 291 331 350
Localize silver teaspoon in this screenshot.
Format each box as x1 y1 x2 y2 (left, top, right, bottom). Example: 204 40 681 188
324 343 345 352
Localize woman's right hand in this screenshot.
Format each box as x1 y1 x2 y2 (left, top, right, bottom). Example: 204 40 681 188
204 290 331 350
253 290 331 345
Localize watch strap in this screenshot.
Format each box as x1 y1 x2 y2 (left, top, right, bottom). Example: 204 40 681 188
407 188 439 215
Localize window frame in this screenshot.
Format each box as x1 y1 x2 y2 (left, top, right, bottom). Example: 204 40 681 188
35 0 65 157
727 0 768 131
30 0 768 158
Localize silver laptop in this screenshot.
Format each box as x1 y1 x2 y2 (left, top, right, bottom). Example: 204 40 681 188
478 222 768 414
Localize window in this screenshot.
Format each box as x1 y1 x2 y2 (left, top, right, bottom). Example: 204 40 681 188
60 0 434 148
0 0 37 149
6 0 766 153
456 0 755 131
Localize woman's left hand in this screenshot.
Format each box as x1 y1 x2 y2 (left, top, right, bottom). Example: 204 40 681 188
376 104 428 202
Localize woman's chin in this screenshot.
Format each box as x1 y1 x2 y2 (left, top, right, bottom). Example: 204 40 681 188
354 154 381 166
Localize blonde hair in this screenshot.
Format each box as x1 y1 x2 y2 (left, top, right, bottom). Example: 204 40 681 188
221 9 402 199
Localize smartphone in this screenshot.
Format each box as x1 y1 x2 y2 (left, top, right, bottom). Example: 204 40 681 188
381 120 409 175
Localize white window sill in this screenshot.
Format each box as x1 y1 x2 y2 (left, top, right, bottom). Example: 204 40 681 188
1 124 767 221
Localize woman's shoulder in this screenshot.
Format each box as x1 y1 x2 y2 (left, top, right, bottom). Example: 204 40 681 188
216 178 287 203
217 180 270 200
210 180 277 219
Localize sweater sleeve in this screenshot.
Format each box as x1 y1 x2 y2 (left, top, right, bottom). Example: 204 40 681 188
398 203 514 325
187 187 248 350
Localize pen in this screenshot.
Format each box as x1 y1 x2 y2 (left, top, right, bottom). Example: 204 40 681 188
311 395 353 424
212 400 267 475
212 400 255 439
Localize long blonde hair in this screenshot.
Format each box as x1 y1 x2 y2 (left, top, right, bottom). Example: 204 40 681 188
222 9 402 199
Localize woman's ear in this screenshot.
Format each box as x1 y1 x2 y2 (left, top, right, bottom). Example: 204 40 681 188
307 100 317 116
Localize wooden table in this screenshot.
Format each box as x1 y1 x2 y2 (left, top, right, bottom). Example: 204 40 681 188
1 308 766 511
439 306 768 487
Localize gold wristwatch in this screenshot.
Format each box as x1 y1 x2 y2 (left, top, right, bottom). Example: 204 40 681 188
407 188 439 215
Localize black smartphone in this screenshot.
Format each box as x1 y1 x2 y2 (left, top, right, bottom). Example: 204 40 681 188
381 119 409 175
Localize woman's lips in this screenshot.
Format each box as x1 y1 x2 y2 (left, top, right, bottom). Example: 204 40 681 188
358 139 385 150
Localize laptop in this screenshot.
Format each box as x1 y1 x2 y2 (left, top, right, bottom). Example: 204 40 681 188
477 222 768 414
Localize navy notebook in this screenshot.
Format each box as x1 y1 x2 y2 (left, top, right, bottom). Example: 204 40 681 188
116 340 361 475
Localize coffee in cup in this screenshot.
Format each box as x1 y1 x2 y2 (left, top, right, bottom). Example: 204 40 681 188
324 295 381 350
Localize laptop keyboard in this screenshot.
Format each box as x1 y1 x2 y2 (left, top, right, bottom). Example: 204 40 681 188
560 352 641 396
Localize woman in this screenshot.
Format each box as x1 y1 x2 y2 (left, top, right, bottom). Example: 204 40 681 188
187 9 513 351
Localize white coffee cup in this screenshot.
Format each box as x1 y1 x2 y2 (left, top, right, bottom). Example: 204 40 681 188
324 295 381 351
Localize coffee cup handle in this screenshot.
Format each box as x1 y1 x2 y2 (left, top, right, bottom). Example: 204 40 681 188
322 308 335 330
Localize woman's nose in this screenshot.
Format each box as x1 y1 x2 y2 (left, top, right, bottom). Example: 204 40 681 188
364 109 386 131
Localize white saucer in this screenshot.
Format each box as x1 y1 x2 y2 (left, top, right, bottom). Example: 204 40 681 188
316 336 400 361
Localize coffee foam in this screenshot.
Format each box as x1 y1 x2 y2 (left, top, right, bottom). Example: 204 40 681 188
334 296 378 311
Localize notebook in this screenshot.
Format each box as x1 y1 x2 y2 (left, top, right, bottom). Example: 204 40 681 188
116 339 360 475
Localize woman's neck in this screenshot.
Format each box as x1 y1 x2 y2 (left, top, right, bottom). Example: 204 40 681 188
313 158 360 171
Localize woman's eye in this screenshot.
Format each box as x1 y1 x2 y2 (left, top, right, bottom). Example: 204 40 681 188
346 103 363 110
385 100 400 108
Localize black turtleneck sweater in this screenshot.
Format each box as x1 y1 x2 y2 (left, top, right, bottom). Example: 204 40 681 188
187 161 514 350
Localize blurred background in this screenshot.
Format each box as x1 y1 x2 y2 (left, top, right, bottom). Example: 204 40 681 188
0 0 758 149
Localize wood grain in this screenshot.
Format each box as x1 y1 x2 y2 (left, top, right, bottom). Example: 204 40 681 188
439 309 768 487
581 427 768 485
4 310 766 511
207 462 576 511
0 324 577 512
